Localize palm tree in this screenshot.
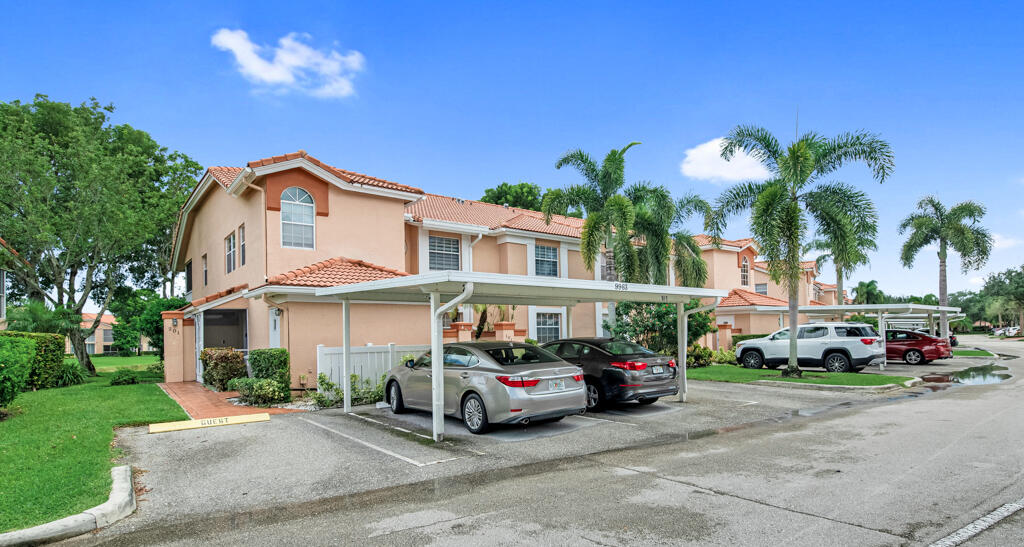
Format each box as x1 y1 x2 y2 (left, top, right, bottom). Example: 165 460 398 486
852 280 885 304
543 143 641 282
624 184 711 286
805 197 878 311
898 196 992 339
708 125 894 376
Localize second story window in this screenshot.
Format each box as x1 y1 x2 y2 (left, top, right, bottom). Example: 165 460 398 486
740 257 750 286
535 245 558 277
185 260 193 293
202 254 208 286
225 233 236 274
755 283 768 295
239 224 246 266
281 187 315 249
428 236 460 270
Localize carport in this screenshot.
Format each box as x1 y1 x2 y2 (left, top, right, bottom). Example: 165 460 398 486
312 271 727 441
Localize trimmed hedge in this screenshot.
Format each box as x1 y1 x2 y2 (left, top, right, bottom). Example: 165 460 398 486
249 348 290 388
200 347 247 391
686 345 713 368
0 331 66 390
226 377 290 406
731 333 769 345
109 369 141 386
0 336 36 408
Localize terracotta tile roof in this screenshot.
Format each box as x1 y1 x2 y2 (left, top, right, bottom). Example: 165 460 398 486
208 166 244 188
406 194 584 238
809 300 826 306
814 281 837 290
693 234 756 248
80 313 116 328
266 257 409 287
246 150 424 194
718 288 788 308
190 284 250 308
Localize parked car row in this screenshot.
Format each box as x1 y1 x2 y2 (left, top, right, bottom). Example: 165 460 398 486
993 326 1021 337
385 338 679 434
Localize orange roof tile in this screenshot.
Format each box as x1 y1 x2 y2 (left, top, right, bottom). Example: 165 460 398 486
718 288 789 308
693 234 756 248
814 281 837 290
80 313 116 328
406 194 584 238
246 150 423 194
208 166 244 188
190 284 250 308
809 300 825 306
266 257 408 287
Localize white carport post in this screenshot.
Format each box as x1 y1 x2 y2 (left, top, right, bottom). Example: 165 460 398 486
565 306 573 337
878 311 887 371
677 298 720 403
428 283 475 442
342 299 352 412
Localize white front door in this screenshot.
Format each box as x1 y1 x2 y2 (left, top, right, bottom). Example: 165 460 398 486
269 310 281 348
195 311 204 383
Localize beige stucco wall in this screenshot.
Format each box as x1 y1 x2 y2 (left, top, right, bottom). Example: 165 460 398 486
472 236 500 273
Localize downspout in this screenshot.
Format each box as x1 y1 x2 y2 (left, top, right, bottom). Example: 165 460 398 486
430 282 475 441
678 297 721 403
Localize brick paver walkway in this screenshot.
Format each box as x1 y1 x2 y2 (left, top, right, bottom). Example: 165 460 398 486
158 381 306 419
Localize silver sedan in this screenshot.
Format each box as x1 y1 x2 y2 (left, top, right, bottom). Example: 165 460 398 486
384 342 586 434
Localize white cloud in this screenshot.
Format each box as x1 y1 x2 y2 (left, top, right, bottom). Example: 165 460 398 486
968 276 985 286
679 138 772 184
993 233 1021 250
211 29 365 98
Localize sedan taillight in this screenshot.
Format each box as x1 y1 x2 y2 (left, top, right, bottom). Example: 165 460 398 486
495 375 540 387
667 359 677 368
860 338 876 345
572 374 583 382
610 361 647 371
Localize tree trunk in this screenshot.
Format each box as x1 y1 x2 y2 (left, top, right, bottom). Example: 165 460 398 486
835 265 845 321
474 307 489 340
938 244 949 339
783 279 801 377
68 329 96 374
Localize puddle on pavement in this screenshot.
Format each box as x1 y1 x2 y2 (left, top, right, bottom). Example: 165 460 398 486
921 364 1011 385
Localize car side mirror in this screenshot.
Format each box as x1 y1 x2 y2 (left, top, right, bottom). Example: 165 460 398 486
404 359 415 368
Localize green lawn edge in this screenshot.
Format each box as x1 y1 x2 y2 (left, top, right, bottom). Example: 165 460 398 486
952 349 994 357
687 365 913 386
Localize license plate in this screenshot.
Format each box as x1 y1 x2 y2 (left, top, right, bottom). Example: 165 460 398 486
549 379 565 391
652 366 664 374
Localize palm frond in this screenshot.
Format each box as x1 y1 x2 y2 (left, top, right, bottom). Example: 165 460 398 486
672 230 708 287
946 200 986 224
579 211 607 272
541 184 599 222
721 125 781 171
707 180 775 243
815 130 895 182
555 148 601 187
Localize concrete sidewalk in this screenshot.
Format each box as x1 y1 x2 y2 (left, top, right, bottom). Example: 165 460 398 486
158 382 305 419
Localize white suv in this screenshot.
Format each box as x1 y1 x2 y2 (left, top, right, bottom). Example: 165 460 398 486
734 323 884 373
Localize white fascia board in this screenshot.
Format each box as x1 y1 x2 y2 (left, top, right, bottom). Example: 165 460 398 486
494 228 581 244
799 303 961 314
250 158 423 202
243 285 318 300
184 291 250 317
227 167 256 196
698 244 742 252
418 218 490 235
496 233 532 245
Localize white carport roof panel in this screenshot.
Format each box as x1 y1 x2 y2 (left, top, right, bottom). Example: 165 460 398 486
799 303 961 315
313 271 727 305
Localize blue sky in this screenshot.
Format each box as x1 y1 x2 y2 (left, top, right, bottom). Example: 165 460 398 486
2 1 1022 299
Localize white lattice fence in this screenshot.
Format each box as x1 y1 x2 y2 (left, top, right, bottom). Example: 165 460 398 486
316 343 429 386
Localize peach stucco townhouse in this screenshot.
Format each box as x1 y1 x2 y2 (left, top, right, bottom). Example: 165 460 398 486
160 150 835 388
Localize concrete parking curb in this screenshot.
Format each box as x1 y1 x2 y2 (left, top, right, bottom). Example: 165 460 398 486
0 466 135 546
749 380 905 392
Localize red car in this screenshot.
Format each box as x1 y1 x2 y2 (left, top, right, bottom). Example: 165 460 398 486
885 329 952 364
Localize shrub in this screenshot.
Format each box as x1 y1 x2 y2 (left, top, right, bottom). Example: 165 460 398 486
731 334 768 345
227 377 290 406
147 360 165 376
312 373 385 408
53 360 85 387
249 348 290 388
606 300 715 355
109 369 140 386
0 331 66 389
524 338 538 345
200 347 247 391
0 337 36 408
711 348 737 364
686 345 713 368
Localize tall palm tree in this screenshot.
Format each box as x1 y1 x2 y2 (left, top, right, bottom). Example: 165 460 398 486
623 185 711 286
542 143 641 282
708 125 894 376
852 279 885 304
805 197 878 310
899 196 992 338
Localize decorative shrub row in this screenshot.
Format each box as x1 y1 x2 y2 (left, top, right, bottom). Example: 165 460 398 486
249 348 290 388
0 336 36 408
686 345 714 368
200 347 247 391
0 331 68 389
226 377 290 406
109 369 141 386
312 372 385 408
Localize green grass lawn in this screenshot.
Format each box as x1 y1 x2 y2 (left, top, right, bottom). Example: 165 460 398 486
952 349 994 357
65 354 160 372
0 370 186 532
687 365 913 386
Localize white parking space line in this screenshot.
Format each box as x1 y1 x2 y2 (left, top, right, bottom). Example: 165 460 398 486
299 417 465 467
347 412 433 440
736 400 759 407
928 496 1024 547
569 414 637 426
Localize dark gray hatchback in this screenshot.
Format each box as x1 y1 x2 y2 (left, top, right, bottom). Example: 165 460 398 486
540 338 678 411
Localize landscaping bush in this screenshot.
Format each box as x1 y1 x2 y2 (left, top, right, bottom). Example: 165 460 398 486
711 348 737 364
53 360 85 387
249 348 290 388
109 369 140 386
200 347 247 391
0 331 66 389
312 373 385 408
147 360 164 376
730 334 768 345
227 377 290 406
0 337 36 409
686 345 713 368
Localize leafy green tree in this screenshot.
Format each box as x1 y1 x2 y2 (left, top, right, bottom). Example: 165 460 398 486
606 300 714 355
542 143 642 282
4 300 78 334
111 321 141 355
805 196 878 313
899 196 992 339
851 280 886 304
0 95 198 372
984 267 1024 332
480 182 544 211
708 125 894 376
138 297 188 357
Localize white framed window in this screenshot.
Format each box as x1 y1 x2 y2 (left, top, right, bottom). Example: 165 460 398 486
535 245 558 277
429 236 460 271
239 224 246 266
281 187 315 249
202 254 208 286
225 233 236 273
755 283 768 295
536 312 561 343
740 257 750 286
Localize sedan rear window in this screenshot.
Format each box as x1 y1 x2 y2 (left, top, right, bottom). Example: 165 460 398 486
835 325 878 337
485 345 561 366
599 340 656 356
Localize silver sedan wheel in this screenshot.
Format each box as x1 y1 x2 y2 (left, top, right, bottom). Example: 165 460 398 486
586 384 600 409
389 384 400 411
463 397 484 430
905 350 923 364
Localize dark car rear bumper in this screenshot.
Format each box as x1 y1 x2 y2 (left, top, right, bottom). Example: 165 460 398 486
497 407 586 425
606 383 679 402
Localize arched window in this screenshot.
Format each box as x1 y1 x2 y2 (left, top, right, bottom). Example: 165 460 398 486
281 187 315 249
740 257 749 286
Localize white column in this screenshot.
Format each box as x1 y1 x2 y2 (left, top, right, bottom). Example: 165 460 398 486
878 311 886 371
418 227 429 274
342 300 352 411
565 306 573 338
677 302 687 402
429 292 445 441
